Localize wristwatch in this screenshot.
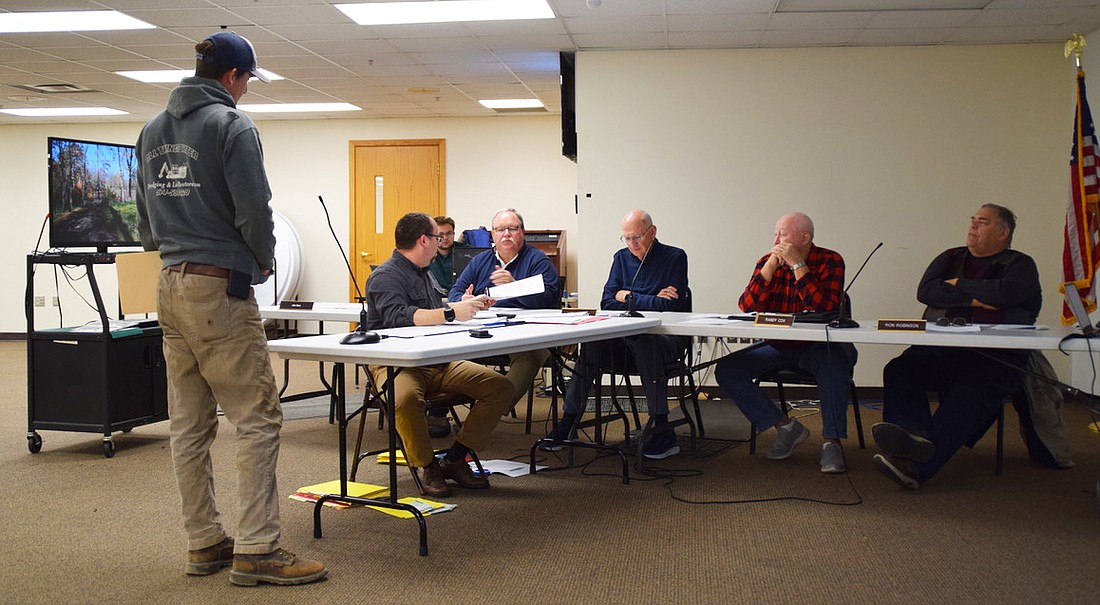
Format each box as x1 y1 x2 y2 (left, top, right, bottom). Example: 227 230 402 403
443 304 456 322
789 262 807 271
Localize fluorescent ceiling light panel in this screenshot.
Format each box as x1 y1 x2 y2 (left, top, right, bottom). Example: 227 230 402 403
116 70 193 83
774 0 990 11
776 0 988 11
336 0 554 25
479 99 544 109
0 11 155 34
116 69 283 83
0 107 128 117
237 103 361 113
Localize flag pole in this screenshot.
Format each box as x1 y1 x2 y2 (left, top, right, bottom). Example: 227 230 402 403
1062 33 1098 323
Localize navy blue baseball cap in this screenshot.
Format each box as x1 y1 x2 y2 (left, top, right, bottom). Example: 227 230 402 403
198 31 269 83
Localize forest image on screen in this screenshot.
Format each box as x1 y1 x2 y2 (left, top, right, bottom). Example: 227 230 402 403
48 138 140 248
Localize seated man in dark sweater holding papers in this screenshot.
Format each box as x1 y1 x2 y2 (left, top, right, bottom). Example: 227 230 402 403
449 208 559 415
364 212 513 498
543 209 691 460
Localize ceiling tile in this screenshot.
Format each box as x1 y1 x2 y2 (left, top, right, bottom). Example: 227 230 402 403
0 0 1095 122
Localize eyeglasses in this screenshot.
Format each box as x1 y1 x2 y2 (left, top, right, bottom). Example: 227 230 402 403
427 233 445 243
493 226 522 234
620 224 654 243
935 317 971 327
438 230 455 238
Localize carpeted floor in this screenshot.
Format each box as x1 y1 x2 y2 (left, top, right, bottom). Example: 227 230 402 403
4 341 1099 605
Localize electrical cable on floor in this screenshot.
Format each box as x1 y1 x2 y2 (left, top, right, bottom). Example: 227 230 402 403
661 467 864 507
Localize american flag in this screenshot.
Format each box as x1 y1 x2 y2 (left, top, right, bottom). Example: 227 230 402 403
1062 68 1100 324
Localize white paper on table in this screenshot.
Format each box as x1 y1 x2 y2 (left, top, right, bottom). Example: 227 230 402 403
380 325 471 338
925 323 981 333
522 312 592 324
70 319 142 333
677 315 736 326
476 459 546 477
988 324 1048 331
312 302 363 312
485 275 544 300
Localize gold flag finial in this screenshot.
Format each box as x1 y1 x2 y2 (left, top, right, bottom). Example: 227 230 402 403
1066 33 1087 66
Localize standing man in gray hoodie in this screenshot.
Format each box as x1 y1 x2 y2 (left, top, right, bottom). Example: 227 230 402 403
136 31 326 587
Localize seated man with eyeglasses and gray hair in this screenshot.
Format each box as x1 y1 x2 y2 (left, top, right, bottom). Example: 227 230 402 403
449 208 560 416
541 209 691 460
873 203 1041 490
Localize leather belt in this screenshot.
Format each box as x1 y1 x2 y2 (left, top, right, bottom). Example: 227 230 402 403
168 262 231 279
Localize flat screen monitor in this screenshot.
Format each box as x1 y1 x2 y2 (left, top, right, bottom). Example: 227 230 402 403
453 246 491 282
47 136 142 251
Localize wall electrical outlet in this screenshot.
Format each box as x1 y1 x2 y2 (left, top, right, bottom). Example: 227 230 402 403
51 296 60 307
34 296 45 307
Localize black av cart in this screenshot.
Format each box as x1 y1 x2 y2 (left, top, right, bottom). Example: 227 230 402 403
26 252 168 457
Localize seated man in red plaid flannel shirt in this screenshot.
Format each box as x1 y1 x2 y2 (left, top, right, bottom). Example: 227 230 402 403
714 212 858 474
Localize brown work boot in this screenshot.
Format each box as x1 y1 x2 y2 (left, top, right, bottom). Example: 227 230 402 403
440 456 490 489
419 461 452 498
186 536 234 576
229 549 327 586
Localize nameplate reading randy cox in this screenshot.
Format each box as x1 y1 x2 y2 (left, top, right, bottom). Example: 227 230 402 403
754 313 795 327
877 319 926 332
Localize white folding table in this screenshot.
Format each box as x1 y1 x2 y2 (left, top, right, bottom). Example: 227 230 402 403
266 315 660 555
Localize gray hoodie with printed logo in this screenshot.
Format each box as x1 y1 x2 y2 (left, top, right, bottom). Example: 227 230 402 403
136 76 274 284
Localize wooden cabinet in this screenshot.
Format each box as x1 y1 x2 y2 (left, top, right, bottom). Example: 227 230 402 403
524 230 567 293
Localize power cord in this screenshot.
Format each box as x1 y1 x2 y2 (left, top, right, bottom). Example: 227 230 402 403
662 469 864 507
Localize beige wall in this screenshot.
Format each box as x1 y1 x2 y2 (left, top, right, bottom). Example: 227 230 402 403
574 44 1073 385
4 41 1090 387
5 116 577 332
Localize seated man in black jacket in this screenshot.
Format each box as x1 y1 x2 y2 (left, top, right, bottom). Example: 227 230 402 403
873 204 1041 490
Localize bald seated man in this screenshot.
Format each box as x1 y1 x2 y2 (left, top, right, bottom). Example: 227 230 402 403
714 212 858 474
542 209 691 460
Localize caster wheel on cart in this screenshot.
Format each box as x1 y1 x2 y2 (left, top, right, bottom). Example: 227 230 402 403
102 439 115 458
28 432 42 453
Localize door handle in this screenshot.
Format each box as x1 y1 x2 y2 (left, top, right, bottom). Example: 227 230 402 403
359 251 371 258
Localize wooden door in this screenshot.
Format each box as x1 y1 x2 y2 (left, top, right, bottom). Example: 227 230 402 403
348 139 445 300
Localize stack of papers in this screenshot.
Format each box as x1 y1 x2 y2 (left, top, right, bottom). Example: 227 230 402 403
289 479 388 509
367 497 456 518
522 312 600 325
376 449 408 465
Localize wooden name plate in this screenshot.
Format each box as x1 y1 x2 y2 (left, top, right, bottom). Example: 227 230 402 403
755 313 795 327
877 319 926 332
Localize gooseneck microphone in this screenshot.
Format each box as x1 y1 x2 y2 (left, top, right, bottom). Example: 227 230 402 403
318 195 379 345
828 241 884 329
